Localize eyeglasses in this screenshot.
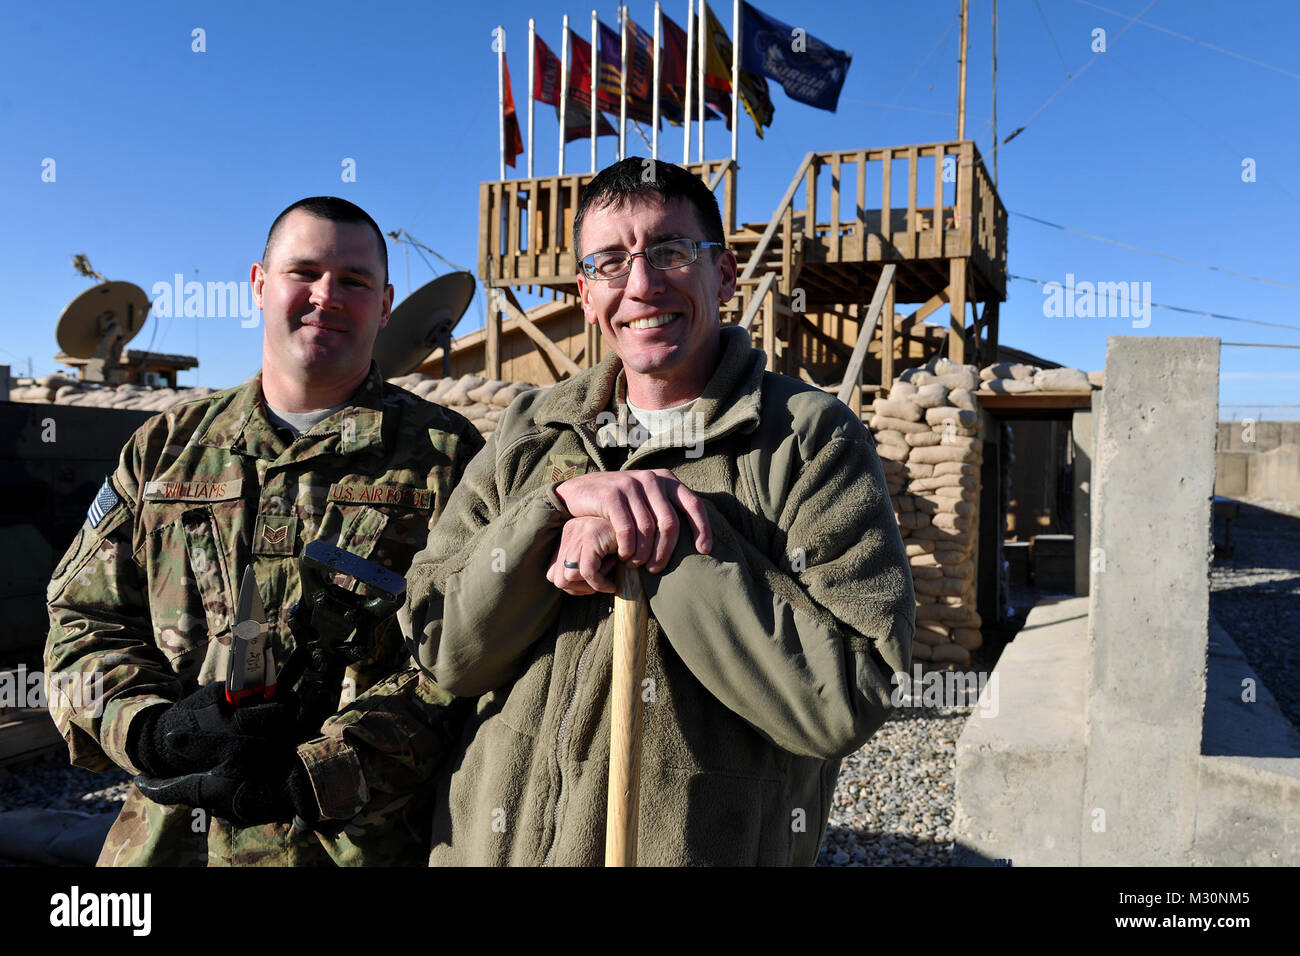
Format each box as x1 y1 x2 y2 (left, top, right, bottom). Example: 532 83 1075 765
579 238 726 280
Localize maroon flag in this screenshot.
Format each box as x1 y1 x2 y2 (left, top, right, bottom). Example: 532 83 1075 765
503 54 524 168
624 16 655 125
661 12 722 126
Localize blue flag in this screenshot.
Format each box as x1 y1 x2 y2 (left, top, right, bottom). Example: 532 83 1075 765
739 1 851 112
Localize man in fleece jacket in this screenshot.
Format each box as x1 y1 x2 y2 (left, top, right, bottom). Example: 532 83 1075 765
399 158 915 866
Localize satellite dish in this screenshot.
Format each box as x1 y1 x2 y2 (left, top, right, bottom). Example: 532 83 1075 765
56 281 150 359
373 270 476 378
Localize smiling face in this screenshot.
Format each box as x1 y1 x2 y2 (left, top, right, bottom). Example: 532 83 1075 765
252 209 393 407
576 195 736 409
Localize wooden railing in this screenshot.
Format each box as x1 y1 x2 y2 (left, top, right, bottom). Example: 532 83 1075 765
739 140 1006 293
479 159 737 291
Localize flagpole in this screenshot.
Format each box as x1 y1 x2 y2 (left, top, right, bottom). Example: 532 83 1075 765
697 0 705 163
498 24 507 181
991 0 998 185
683 0 694 164
957 0 968 141
652 2 661 160
560 15 570 176
528 18 536 178
730 0 739 162
619 5 628 160
591 10 599 172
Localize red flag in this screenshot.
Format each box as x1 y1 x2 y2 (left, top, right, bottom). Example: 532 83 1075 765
564 30 617 143
503 54 524 168
533 34 562 106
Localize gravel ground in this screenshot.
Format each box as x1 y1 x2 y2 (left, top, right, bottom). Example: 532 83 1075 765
816 702 972 866
1211 498 1300 729
0 753 130 815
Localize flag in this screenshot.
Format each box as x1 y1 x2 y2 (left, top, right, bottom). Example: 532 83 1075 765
624 17 655 125
660 11 723 126
703 1 775 137
596 20 622 116
565 29 618 142
503 54 524 168
739 1 852 112
533 34 562 106
700 3 733 121
659 12 690 125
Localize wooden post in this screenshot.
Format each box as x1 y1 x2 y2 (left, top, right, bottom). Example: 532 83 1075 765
486 282 502 380
605 564 648 867
948 257 967 365
763 282 776 372
985 299 1000 365
882 278 896 388
957 0 969 141
829 155 842 262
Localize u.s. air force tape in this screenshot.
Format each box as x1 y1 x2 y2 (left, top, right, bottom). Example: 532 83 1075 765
87 478 120 529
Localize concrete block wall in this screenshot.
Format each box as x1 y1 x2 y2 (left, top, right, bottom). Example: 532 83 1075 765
1215 420 1300 500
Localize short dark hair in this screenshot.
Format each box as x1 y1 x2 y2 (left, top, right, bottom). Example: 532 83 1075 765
573 159 725 260
262 196 389 284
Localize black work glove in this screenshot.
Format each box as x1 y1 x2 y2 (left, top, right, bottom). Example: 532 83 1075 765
126 681 301 779
128 682 320 826
135 748 321 827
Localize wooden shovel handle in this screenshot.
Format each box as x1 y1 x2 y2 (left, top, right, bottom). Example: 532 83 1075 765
605 563 649 867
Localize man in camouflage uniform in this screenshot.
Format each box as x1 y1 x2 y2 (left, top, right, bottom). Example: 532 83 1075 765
45 196 483 865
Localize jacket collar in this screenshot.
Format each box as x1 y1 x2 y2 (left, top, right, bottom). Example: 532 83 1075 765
200 361 388 462
536 325 765 446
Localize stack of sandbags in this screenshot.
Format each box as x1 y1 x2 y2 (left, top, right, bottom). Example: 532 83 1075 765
978 362 1102 394
7 370 543 433
871 364 985 670
386 372 538 438
5 374 217 412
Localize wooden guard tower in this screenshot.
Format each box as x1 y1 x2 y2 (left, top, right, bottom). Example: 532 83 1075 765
463 140 1007 408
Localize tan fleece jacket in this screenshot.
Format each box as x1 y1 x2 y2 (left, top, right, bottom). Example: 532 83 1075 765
401 325 915 865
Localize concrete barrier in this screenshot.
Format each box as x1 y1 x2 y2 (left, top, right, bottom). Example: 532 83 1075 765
954 337 1300 866
1249 445 1300 501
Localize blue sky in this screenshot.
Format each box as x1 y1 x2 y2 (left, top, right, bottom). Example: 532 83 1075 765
2 0 1297 418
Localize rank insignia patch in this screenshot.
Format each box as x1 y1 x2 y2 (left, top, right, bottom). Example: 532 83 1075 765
547 454 590 483
254 514 298 556
87 479 120 529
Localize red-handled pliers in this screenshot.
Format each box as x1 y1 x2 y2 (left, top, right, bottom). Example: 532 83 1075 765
227 565 277 706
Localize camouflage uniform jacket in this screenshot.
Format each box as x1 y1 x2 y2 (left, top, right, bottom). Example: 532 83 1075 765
45 362 483 866
401 326 915 866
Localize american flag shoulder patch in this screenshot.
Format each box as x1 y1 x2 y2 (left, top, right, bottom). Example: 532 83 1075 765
87 478 121 529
